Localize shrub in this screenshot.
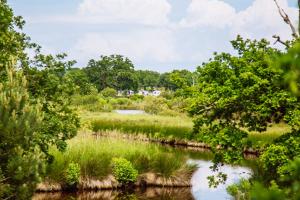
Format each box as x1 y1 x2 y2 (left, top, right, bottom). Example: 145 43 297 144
101 87 117 98
143 96 169 114
64 162 80 187
111 158 138 184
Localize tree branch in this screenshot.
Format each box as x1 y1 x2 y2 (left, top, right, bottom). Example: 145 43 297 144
272 35 290 48
274 0 299 38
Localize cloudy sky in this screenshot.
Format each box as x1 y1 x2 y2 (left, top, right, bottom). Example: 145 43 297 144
9 0 298 72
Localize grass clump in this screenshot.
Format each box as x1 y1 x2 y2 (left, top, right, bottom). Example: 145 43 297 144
46 134 191 183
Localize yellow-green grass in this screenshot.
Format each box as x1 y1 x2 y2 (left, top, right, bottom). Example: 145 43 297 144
80 111 290 148
247 123 291 147
87 112 194 140
46 133 193 183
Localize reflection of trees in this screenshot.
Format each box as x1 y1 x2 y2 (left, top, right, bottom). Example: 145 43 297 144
32 187 195 200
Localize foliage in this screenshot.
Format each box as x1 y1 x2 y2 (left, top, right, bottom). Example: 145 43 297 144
64 68 98 95
0 69 45 199
84 55 138 91
64 162 80 187
189 36 297 165
0 0 31 76
101 87 117 98
24 53 80 157
112 158 138 184
226 179 251 200
72 94 113 112
135 70 160 90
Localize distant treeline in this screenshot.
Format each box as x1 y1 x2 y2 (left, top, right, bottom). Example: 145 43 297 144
66 55 197 94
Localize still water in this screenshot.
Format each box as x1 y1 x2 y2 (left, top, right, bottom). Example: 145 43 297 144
33 153 252 200
114 110 146 115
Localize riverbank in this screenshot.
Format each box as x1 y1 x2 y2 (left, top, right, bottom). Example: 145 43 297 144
41 133 196 193
85 111 290 151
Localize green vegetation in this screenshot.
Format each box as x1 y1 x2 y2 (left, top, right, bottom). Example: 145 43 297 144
112 158 138 184
46 134 192 183
2 0 300 199
90 112 193 141
64 162 80 187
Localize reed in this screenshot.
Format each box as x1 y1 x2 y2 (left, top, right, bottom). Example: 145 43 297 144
46 133 193 183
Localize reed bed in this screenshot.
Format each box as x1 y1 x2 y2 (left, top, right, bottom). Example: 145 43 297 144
46 133 194 183
85 112 289 148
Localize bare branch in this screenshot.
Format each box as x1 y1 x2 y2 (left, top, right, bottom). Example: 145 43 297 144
274 0 299 38
272 35 290 48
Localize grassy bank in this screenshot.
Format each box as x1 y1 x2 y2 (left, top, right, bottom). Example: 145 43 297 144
83 111 290 148
88 112 193 141
46 133 194 184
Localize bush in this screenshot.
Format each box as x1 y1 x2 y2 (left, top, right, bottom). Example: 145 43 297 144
112 158 138 184
64 162 80 187
101 87 117 98
143 96 169 114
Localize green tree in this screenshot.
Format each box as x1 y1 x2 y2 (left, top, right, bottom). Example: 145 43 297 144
0 68 45 199
84 55 138 91
64 68 97 95
0 0 34 79
24 53 80 156
189 36 297 165
135 70 160 90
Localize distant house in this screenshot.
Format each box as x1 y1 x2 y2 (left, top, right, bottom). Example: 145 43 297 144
151 90 161 97
127 90 134 96
138 90 149 96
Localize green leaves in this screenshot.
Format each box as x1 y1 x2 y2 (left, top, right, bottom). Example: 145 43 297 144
112 158 138 185
0 69 45 199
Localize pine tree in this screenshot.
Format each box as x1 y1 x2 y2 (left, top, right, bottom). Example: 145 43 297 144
0 67 44 199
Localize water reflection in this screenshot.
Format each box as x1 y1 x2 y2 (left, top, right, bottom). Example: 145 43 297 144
190 160 251 200
33 188 194 200
33 145 253 200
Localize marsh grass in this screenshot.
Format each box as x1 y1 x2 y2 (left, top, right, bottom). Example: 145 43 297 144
87 112 194 140
83 112 290 148
247 123 291 147
46 133 192 183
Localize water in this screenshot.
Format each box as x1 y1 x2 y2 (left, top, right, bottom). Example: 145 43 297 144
33 152 252 200
114 110 146 115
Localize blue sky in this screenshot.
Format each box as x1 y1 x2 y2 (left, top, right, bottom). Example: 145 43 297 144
9 0 298 72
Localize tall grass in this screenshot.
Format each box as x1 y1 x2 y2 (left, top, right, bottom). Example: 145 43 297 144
46 133 192 183
88 112 194 140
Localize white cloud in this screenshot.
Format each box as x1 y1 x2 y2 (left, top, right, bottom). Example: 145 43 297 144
179 0 236 28
29 0 171 26
180 0 297 41
77 0 171 25
70 29 180 65
230 0 298 41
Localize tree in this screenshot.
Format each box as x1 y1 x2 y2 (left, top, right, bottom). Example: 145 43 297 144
24 53 80 156
135 70 160 90
64 68 97 95
0 68 45 199
189 36 297 165
84 55 138 91
0 0 33 79
0 2 80 198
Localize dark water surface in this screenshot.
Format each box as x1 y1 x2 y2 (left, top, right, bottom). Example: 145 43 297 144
33 143 253 200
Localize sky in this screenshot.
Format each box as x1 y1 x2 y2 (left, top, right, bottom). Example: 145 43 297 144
9 0 299 72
